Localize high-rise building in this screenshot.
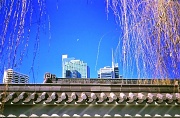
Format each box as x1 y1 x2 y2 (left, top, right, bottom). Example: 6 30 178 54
98 66 114 79
3 69 29 83
98 49 121 79
62 55 90 78
114 63 120 78
65 70 81 78
98 64 120 79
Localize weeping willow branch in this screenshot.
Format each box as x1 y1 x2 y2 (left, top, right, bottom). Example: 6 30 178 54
0 0 49 112
107 0 180 79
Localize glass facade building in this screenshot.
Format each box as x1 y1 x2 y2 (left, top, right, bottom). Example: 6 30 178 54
62 55 90 78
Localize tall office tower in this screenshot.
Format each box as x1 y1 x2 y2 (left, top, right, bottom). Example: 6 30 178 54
3 69 29 83
114 63 120 78
62 55 90 78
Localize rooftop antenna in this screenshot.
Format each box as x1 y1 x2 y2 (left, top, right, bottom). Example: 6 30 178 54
112 48 114 68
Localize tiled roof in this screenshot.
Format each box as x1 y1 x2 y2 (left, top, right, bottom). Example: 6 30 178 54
0 83 179 105
0 83 180 118
1 91 180 105
0 113 180 118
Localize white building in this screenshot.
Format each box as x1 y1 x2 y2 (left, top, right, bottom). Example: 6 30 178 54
3 69 29 83
98 66 114 79
97 64 121 79
98 49 121 79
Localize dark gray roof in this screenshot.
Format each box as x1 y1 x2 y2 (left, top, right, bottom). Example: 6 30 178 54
1 91 180 105
0 83 180 118
0 83 179 105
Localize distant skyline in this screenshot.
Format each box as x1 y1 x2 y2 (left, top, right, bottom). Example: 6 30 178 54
1 0 123 83
3 0 178 83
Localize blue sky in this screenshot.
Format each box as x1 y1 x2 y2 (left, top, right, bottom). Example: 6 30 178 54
13 0 122 83
1 0 178 83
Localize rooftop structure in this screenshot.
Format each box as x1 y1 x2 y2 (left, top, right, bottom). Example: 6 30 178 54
45 78 179 85
43 72 56 83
